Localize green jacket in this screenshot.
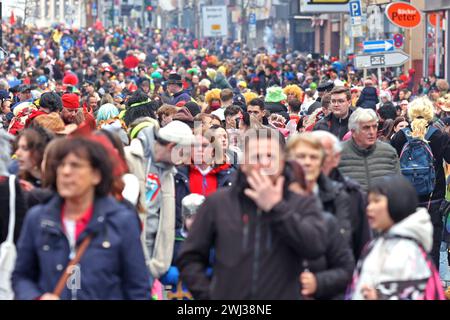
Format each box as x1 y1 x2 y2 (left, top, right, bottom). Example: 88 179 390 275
338 139 400 192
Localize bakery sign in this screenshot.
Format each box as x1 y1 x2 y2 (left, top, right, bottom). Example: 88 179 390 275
385 2 422 29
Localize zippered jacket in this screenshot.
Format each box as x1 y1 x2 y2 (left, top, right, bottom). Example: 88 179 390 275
176 170 326 300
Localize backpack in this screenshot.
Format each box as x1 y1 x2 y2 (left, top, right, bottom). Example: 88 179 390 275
381 235 445 300
399 126 437 196
0 175 17 300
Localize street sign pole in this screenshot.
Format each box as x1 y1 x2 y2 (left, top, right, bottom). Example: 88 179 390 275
378 67 382 88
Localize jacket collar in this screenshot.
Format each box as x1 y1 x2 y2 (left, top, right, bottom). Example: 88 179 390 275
40 195 118 243
349 138 376 156
317 173 337 202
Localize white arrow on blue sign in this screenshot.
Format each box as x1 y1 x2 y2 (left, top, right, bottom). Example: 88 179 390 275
363 40 395 53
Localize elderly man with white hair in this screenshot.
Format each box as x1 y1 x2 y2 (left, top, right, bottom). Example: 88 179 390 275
338 108 400 192
312 130 372 260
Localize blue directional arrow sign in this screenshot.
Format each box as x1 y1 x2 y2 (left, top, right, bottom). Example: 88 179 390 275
363 40 395 53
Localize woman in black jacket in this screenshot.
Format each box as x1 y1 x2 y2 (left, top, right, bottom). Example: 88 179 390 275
284 161 354 300
286 133 352 243
391 96 450 267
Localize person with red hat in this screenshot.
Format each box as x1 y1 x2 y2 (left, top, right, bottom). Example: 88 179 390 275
60 93 81 125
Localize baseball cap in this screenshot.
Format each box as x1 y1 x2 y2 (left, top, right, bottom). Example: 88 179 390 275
156 120 195 146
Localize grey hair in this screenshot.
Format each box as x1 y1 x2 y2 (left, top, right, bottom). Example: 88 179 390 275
348 107 378 132
0 129 13 176
311 130 343 154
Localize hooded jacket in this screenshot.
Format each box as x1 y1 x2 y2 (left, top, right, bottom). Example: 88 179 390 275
349 208 435 300
12 195 150 300
177 170 326 300
124 121 177 279
356 87 379 110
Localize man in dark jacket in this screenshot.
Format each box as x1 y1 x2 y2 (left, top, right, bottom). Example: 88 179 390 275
313 86 353 140
167 73 192 106
177 128 326 300
356 80 379 110
312 130 372 261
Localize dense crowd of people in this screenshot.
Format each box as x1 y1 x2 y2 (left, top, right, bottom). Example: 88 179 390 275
0 22 450 300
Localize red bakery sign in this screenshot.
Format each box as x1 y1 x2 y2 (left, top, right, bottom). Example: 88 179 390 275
385 2 422 29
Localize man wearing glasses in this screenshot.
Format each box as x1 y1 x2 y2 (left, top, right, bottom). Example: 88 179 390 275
313 86 353 140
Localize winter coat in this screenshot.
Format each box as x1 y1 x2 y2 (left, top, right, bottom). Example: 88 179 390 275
391 124 450 202
338 139 400 192
124 122 177 279
349 208 438 300
0 176 28 244
313 109 353 140
329 169 372 261
177 170 326 300
356 87 379 110
12 195 151 300
317 173 352 245
304 212 355 300
171 90 192 106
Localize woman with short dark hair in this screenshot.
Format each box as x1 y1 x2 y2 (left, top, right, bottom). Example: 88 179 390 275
348 175 444 300
12 136 151 300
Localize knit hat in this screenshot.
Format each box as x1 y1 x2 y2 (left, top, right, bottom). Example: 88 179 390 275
62 73 79 86
206 68 217 80
199 78 211 89
156 120 195 146
368 175 418 223
265 86 287 103
62 93 80 109
167 73 182 85
238 81 247 88
96 103 119 122
151 71 162 79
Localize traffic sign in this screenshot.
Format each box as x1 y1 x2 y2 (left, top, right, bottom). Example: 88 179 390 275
393 33 403 48
60 35 74 52
349 0 362 18
363 40 394 53
354 50 410 69
249 13 256 25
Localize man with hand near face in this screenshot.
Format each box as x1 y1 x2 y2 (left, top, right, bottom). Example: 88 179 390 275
177 128 326 300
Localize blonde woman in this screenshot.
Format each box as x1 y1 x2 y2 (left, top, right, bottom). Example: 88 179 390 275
391 96 450 268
